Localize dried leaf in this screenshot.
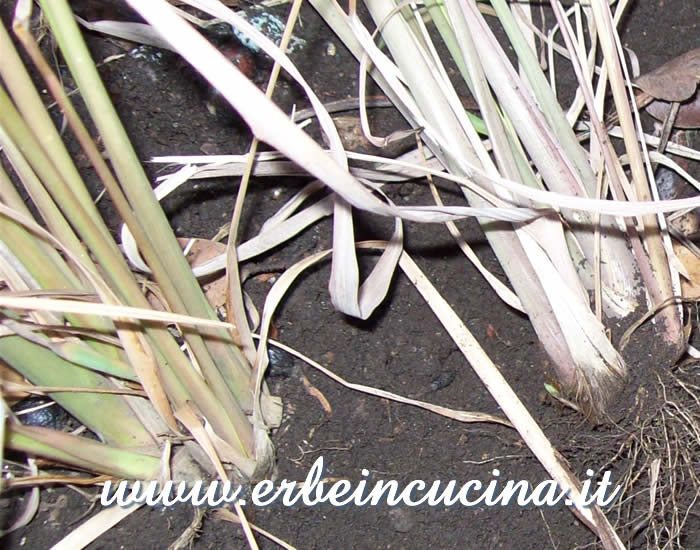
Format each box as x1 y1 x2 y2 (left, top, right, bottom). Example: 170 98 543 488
177 238 230 307
645 95 700 129
0 363 30 404
636 49 700 129
673 242 700 299
179 238 227 268
636 48 700 102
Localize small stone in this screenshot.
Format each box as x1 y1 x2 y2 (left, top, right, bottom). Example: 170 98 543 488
267 346 295 378
388 508 416 533
13 397 70 430
398 183 415 199
430 370 456 392
200 142 218 154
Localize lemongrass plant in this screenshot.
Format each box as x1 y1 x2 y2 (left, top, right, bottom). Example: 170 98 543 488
129 0 692 419
0 0 280 502
311 0 686 417
103 0 697 419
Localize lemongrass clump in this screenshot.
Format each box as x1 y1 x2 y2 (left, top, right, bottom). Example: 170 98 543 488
0 0 279 499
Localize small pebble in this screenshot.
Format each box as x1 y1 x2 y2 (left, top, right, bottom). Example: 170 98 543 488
398 182 415 200
13 397 70 430
430 370 456 392
266 346 295 378
388 508 416 533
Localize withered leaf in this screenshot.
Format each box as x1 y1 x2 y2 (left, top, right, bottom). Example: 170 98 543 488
635 48 700 102
645 96 700 128
635 49 700 128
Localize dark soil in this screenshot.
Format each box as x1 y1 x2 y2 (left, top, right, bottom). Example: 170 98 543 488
1 1 698 549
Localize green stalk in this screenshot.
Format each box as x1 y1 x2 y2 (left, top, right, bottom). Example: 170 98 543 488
489 0 595 192
0 193 126 358
0 128 128 365
449 0 639 318
0 82 251 454
424 1 470 87
4 4 257 456
37 0 254 409
0 92 93 273
0 22 102 229
0 335 153 448
0 199 85 295
355 0 580 376
11 18 254 415
486 0 639 312
6 424 160 480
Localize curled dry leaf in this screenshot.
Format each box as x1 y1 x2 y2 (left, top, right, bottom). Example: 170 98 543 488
636 48 700 128
636 48 700 102
0 363 30 404
645 95 700 129
672 241 700 299
178 238 228 309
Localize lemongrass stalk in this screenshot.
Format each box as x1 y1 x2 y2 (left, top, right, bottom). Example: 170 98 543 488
423 1 469 83
0 198 85 295
0 93 152 311
444 0 623 405
457 1 640 315
0 23 103 232
0 74 251 455
443 0 590 313
445 0 638 320
0 93 93 272
0 125 129 363
0 92 125 283
0 197 128 362
6 424 160 480
0 308 136 381
49 340 137 380
0 335 153 448
357 0 584 383
0 161 46 221
489 0 595 189
336 0 626 411
548 4 665 324
588 0 680 343
10 17 254 417
37 0 255 409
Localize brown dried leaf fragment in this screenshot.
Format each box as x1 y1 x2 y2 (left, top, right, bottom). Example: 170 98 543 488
636 48 700 102
636 49 700 129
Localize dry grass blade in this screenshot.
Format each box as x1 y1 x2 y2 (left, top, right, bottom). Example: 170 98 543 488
0 457 39 536
250 244 511 427
264 337 511 427
214 508 299 550
167 507 205 550
48 502 143 550
396 251 624 548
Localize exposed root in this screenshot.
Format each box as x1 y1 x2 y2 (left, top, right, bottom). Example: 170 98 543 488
167 507 205 550
568 353 626 421
598 361 699 549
